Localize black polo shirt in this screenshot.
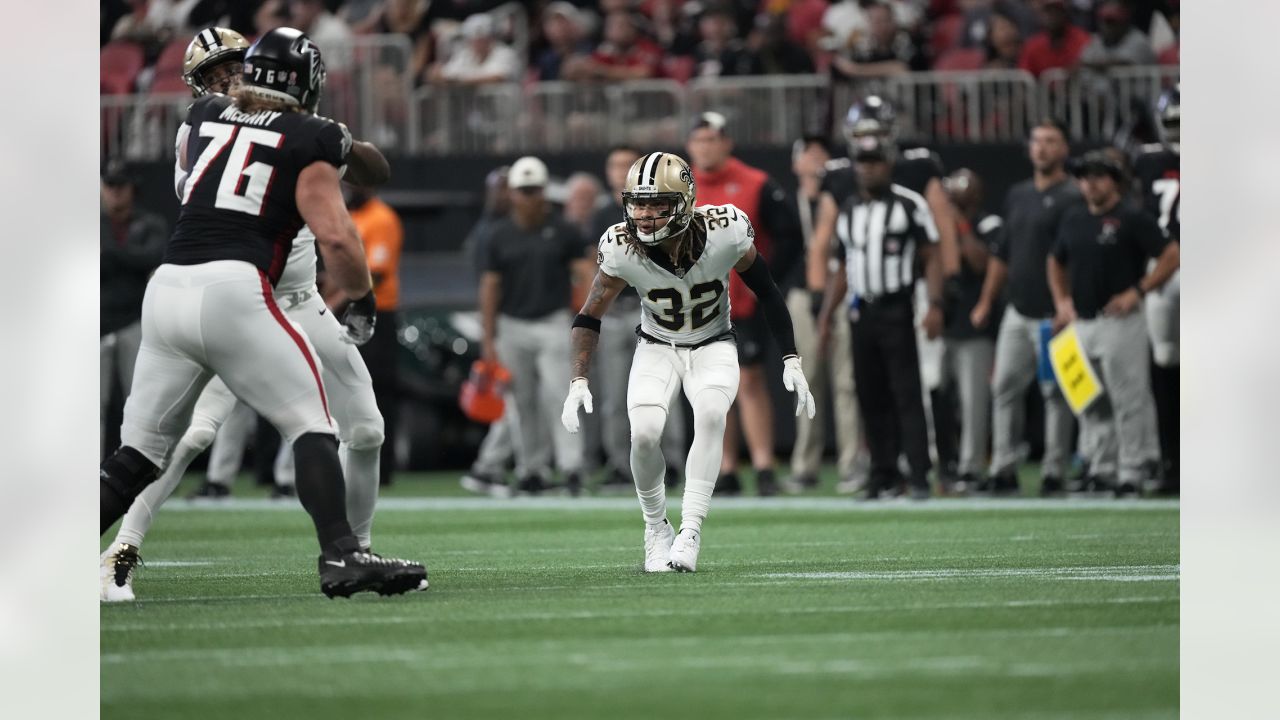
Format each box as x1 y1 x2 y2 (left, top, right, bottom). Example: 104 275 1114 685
944 212 1003 340
480 214 588 319
993 177 1083 319
1052 200 1170 320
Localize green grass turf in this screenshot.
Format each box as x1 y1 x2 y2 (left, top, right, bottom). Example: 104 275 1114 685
101 472 1178 720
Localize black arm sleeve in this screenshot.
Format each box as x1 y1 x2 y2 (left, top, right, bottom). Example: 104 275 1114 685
737 253 798 358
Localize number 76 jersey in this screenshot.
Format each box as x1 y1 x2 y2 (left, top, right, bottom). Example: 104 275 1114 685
164 93 351 286
597 204 756 346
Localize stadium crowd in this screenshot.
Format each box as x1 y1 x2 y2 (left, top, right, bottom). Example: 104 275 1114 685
101 0 1180 93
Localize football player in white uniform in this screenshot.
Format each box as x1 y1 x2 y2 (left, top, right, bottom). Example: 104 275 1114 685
100 27 401 601
561 152 815 572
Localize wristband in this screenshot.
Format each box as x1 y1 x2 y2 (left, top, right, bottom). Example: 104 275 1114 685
571 313 601 332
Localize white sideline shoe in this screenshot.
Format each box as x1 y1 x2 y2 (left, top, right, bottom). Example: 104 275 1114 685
100 543 140 602
644 520 675 572
667 528 701 573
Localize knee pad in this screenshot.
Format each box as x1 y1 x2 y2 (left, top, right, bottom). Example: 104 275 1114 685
344 420 385 451
629 406 666 449
101 446 161 501
183 422 219 453
691 390 732 434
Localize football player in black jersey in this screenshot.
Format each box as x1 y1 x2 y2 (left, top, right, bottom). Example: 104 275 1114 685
807 95 961 316
99 28 427 598
1132 84 1180 495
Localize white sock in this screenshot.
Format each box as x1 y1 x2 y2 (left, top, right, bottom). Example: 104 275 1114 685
342 443 380 550
629 405 669 526
680 388 732 535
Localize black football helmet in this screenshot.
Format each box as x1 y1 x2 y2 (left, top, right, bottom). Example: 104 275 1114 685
241 27 326 113
842 95 898 162
1156 83 1179 147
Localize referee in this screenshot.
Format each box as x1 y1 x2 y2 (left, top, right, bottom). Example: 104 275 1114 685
817 132 944 499
1047 150 1180 495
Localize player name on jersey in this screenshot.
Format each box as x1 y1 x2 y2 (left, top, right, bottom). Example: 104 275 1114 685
217 105 283 127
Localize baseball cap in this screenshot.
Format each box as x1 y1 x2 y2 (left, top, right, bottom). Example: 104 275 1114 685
461 13 495 39
101 160 134 187
1069 150 1124 182
508 156 549 189
692 111 728 136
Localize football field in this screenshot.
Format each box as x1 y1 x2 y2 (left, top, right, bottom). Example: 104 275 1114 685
101 473 1179 719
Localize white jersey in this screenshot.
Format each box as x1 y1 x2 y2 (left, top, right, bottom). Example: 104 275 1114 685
597 204 755 346
173 122 318 296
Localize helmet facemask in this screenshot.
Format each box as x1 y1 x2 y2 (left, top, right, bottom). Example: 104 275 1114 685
623 192 691 246
183 28 249 97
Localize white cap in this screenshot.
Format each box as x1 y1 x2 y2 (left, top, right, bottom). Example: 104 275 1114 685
508 156 548 189
461 13 495 39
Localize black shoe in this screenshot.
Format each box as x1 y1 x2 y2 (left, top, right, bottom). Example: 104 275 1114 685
972 474 994 494
991 471 1020 497
756 468 778 497
318 551 428 598
1077 474 1114 493
566 472 583 498
516 474 548 496
270 483 297 499
716 472 742 497
186 481 230 500
1040 475 1065 497
909 481 931 500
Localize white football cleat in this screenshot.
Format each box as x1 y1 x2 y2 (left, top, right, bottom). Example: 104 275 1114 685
100 543 141 602
667 528 701 573
643 519 675 572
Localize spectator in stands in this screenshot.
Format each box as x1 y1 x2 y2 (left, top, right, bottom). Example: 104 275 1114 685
983 7 1023 69
565 10 664 81
1079 1 1157 73
1017 0 1090 78
255 0 289 37
430 12 522 84
359 0 436 85
748 12 816 75
786 0 830 57
689 5 762 78
536 1 593 81
821 0 921 55
830 1 925 80
100 161 167 457
109 0 178 48
290 0 355 67
959 0 1037 51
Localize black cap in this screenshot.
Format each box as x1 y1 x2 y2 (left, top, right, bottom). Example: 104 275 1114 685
1069 150 1124 182
101 159 135 187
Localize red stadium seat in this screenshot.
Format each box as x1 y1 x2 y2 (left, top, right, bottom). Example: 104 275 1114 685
933 47 985 72
101 41 145 95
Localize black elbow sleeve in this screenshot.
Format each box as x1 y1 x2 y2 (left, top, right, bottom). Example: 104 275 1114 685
738 255 797 358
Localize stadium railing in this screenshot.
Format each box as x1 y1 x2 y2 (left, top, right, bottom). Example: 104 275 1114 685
101 62 1178 160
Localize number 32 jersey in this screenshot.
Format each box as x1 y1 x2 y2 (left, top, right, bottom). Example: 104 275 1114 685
164 94 351 285
597 204 756 346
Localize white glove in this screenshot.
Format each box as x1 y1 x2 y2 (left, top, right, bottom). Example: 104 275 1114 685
782 356 816 420
560 377 594 433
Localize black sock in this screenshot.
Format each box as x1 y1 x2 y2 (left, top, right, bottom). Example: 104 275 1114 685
293 433 358 557
100 447 160 535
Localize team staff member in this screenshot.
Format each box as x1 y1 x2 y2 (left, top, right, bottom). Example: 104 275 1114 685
785 135 862 492
971 119 1081 496
940 169 1002 492
100 162 167 457
347 186 404 486
817 130 944 500
479 156 593 495
687 112 802 497
1047 150 1179 496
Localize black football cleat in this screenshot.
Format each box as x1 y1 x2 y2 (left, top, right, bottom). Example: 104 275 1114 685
318 551 428 598
715 472 742 497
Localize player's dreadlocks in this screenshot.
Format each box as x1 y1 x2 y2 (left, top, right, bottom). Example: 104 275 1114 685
623 208 710 268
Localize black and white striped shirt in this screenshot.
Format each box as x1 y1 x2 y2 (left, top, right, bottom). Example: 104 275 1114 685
833 183 939 304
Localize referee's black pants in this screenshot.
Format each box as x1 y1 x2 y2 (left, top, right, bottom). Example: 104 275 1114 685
849 293 932 493
359 309 400 486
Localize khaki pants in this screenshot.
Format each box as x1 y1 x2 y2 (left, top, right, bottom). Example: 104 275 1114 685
1075 310 1161 482
786 289 861 478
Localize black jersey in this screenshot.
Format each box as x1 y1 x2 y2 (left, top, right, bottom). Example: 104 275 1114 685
820 147 945 207
1053 200 1169 320
164 94 350 284
1132 143 1180 242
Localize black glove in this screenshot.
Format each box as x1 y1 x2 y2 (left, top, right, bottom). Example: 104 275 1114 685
339 290 377 345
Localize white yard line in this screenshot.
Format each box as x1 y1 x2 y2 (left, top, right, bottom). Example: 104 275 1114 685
758 565 1179 582
161 497 1179 513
